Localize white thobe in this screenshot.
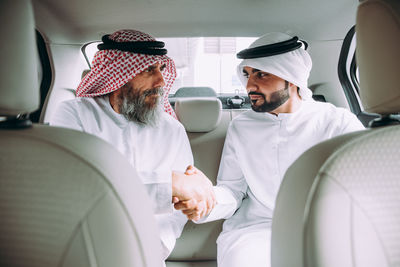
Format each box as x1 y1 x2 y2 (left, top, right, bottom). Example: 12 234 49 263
50 96 193 259
197 100 365 267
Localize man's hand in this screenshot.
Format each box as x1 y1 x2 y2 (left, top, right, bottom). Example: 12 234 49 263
172 165 216 220
174 198 208 221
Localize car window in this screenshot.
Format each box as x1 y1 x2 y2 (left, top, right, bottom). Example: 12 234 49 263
82 37 256 95
338 26 379 126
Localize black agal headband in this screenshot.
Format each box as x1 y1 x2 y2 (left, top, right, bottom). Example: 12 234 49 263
237 36 308 59
97 34 168 55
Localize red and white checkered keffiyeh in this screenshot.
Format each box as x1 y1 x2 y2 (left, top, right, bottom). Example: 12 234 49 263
76 29 177 118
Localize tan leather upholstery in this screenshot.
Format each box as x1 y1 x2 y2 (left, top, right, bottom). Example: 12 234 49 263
167 262 217 267
272 127 400 267
272 1 400 266
356 0 400 114
272 130 367 267
174 87 217 98
0 126 163 267
186 110 230 181
175 98 222 133
0 0 39 115
0 1 163 266
169 102 234 267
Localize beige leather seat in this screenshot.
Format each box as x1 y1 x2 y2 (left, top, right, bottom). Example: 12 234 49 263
271 1 400 266
174 87 217 98
0 1 162 266
167 98 229 267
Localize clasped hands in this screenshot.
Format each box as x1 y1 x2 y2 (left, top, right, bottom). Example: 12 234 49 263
172 165 216 221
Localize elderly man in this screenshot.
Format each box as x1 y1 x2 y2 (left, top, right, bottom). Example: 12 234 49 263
50 29 215 261
175 32 365 266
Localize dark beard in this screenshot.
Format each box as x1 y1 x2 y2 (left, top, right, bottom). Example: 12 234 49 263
249 82 290 113
117 84 164 125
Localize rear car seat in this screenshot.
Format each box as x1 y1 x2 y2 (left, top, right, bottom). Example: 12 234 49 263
167 98 229 267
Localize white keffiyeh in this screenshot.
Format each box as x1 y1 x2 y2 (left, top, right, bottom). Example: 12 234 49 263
237 32 313 100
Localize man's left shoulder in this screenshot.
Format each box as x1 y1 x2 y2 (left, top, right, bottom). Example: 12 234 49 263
308 101 364 131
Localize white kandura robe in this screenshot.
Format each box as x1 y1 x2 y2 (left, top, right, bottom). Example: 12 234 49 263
50 96 193 259
197 100 365 267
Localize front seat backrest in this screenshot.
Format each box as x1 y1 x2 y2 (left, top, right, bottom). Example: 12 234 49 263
271 0 400 266
0 1 162 266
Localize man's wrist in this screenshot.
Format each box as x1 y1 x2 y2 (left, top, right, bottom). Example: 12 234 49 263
171 171 182 197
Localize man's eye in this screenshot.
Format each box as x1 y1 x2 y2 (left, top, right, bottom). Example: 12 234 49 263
145 66 155 72
256 72 268 78
243 72 249 78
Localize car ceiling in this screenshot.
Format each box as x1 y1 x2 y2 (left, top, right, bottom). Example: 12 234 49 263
32 0 359 44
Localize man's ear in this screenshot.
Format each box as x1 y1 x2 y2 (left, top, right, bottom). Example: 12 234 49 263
294 86 301 99
288 83 301 98
287 82 297 91
109 88 123 113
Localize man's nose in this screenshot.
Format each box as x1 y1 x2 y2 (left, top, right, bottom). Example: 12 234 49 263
246 76 257 93
153 70 165 88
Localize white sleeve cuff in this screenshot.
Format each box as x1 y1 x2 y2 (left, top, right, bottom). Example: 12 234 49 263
194 186 238 223
144 183 173 214
137 170 173 214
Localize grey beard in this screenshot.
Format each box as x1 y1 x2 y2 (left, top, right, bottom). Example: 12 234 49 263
119 87 164 126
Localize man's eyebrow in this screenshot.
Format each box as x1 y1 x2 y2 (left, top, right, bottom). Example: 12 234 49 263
252 68 261 73
242 69 248 74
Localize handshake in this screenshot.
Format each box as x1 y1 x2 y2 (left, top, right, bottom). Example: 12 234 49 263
172 165 216 221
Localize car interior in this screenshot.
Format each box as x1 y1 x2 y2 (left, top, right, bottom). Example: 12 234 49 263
0 0 399 266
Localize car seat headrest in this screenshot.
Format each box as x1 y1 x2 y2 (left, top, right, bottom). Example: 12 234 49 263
356 0 400 115
174 87 217 98
0 0 39 117
175 98 222 133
